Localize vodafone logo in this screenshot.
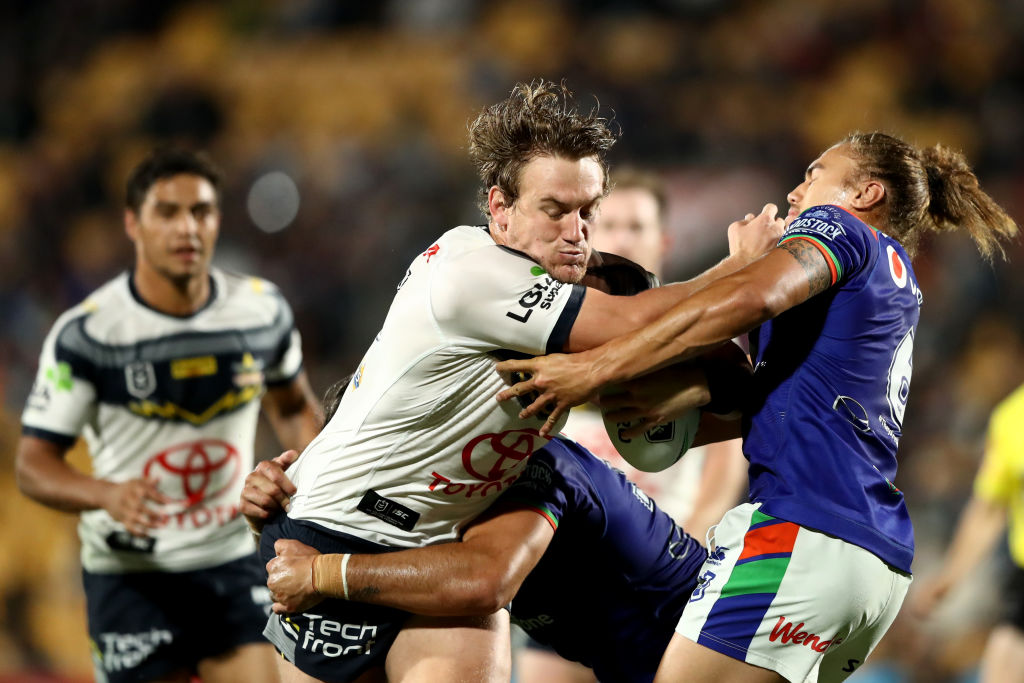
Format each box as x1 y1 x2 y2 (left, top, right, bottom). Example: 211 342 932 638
887 245 907 288
143 439 242 507
461 428 548 482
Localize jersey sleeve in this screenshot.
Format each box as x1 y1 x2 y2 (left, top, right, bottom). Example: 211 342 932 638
973 401 1018 505
487 449 574 531
778 205 876 288
263 289 304 386
21 311 98 447
431 246 586 355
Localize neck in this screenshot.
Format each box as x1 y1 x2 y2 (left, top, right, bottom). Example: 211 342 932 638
488 222 508 247
133 264 211 316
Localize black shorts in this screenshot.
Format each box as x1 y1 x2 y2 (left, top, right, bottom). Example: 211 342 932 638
83 552 270 683
1002 563 1024 632
260 514 412 683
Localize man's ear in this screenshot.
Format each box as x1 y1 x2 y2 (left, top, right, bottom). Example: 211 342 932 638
124 208 138 242
850 179 885 212
488 186 511 230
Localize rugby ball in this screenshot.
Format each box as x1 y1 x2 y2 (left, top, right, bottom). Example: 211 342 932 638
602 409 701 472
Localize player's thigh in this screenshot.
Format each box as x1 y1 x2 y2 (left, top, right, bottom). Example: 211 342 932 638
515 646 596 683
654 632 786 683
197 642 279 683
386 611 511 683
271 654 385 683
980 624 1024 683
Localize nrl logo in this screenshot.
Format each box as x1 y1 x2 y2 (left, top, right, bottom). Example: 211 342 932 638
125 361 156 399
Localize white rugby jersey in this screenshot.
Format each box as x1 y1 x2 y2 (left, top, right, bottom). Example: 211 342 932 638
21 268 303 573
287 225 585 547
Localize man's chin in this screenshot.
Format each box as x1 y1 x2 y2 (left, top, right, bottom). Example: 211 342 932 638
549 264 587 284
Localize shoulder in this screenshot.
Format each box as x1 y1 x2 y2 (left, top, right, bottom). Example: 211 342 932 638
50 274 131 346
210 268 293 326
785 205 875 242
992 383 1024 432
431 226 527 271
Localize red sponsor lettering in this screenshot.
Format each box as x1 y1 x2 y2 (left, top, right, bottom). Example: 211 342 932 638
153 501 241 530
426 472 522 499
424 244 440 262
769 617 842 653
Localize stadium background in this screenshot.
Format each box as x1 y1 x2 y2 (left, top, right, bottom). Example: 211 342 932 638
1 1 1022 680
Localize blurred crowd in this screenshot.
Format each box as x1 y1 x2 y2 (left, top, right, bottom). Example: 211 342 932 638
1 0 1023 680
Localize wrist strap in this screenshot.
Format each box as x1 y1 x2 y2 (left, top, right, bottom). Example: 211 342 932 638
340 553 351 600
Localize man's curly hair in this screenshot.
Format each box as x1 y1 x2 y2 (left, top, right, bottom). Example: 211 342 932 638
468 79 619 218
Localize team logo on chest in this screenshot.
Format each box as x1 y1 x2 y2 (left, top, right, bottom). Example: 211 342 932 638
886 245 907 288
125 361 157 399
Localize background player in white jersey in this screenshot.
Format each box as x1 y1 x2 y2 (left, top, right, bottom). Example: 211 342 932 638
16 148 321 683
257 79 783 683
520 167 749 683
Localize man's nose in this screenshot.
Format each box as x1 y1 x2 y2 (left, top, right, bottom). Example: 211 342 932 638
563 212 586 242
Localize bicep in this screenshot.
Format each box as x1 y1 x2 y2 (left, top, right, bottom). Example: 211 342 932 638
776 238 835 299
463 507 554 579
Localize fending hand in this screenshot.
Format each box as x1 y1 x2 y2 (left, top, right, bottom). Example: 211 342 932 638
728 203 786 263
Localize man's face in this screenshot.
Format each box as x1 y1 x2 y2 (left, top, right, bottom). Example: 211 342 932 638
589 186 666 276
496 155 604 284
125 174 219 284
785 143 861 226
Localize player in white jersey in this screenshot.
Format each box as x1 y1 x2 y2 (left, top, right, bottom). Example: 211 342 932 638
254 79 784 683
16 148 321 683
520 167 750 683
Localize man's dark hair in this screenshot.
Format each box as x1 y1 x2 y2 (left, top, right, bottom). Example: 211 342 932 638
468 79 619 218
322 374 354 425
125 147 223 213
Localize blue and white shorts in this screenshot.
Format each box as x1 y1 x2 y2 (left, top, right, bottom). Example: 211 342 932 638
677 503 911 682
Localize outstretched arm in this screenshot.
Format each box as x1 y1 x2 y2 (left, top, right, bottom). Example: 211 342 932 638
267 508 554 616
566 204 784 351
498 238 832 435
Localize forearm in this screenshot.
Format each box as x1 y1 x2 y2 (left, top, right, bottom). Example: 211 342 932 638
595 275 773 386
316 546 515 617
267 405 320 453
629 255 754 323
264 373 322 452
15 437 110 513
935 496 1006 587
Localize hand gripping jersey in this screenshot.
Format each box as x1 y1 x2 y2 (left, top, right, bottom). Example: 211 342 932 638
21 269 303 573
285 226 585 547
495 438 706 683
744 205 919 572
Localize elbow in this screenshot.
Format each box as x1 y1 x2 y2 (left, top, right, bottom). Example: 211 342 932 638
456 569 519 616
14 452 40 500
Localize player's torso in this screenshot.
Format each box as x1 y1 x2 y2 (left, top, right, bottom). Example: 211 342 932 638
744 209 920 569
59 271 292 571
287 226 576 547
509 442 704 680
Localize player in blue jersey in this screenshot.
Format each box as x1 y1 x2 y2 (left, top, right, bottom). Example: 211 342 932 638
248 435 707 683
496 132 1018 682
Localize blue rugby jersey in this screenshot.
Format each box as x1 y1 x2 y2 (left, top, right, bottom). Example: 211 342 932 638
744 204 919 572
489 437 705 683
